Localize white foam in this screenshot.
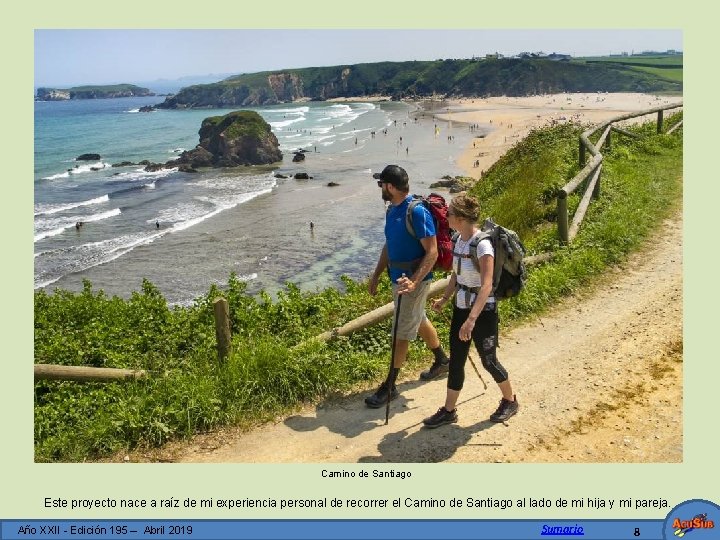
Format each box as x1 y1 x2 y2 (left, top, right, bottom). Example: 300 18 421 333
270 117 304 129
41 161 112 181
107 167 175 182
34 194 109 216
84 208 122 223
172 188 272 233
34 208 121 242
42 171 71 180
34 226 67 242
270 106 310 114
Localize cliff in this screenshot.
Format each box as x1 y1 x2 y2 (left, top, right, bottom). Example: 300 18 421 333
156 58 682 109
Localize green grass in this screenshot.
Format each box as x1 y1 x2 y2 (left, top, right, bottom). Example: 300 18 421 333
580 55 683 66
34 114 683 462
577 54 683 84
625 65 683 82
469 113 682 323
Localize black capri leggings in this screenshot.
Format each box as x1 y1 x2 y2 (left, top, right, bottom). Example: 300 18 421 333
448 303 508 391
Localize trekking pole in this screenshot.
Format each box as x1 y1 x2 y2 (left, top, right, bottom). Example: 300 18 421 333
467 351 488 390
386 293 402 425
441 312 487 390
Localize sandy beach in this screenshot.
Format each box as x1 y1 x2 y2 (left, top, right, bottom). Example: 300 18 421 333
37 93 682 303
432 92 683 177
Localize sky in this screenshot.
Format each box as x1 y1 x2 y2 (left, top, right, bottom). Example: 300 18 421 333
34 29 682 88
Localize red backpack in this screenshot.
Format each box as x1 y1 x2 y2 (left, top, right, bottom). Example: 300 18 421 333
405 193 454 271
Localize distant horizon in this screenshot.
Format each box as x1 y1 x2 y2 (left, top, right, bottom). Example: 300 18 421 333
35 29 682 89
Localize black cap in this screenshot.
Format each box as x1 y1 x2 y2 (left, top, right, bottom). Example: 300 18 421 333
372 165 409 189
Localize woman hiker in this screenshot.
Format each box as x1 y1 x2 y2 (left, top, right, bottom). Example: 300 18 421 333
423 194 519 428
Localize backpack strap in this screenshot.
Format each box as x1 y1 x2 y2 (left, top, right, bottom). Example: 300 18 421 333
387 197 423 274
452 230 487 274
404 197 423 239
452 230 491 307
467 231 487 274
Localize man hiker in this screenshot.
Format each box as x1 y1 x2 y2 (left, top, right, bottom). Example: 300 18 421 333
365 165 450 409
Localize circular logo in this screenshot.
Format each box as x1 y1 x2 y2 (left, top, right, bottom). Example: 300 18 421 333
663 499 720 540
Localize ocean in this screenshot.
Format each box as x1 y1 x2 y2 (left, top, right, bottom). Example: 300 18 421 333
34 96 482 305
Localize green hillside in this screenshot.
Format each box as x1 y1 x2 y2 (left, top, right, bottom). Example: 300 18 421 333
577 54 683 83
157 57 682 109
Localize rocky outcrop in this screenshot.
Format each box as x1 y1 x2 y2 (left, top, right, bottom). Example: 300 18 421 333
76 153 101 161
430 175 475 193
171 146 214 169
170 110 282 168
36 88 71 101
36 84 154 101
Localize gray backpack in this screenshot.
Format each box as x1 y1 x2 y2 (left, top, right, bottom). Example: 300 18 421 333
452 218 527 300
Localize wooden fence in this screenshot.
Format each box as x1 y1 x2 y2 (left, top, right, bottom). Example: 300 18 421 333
558 102 683 244
34 298 232 383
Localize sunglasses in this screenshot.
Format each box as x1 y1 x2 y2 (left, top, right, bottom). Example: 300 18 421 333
377 180 384 187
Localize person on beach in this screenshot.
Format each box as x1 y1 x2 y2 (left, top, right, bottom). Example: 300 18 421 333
423 194 518 428
365 165 450 409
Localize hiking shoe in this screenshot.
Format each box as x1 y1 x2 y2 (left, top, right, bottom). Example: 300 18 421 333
364 381 399 409
420 359 449 380
423 407 458 428
490 395 519 422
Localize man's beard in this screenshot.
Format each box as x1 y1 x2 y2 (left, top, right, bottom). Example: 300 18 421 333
381 188 391 201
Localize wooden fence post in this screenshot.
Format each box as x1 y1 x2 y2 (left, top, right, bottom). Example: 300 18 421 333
657 110 664 134
557 190 569 244
213 297 232 362
606 129 612 151
579 138 586 167
592 163 602 199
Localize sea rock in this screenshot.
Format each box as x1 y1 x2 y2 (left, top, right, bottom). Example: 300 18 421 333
143 163 165 172
292 152 306 162
112 161 136 167
138 105 155 112
294 173 311 180
327 182 339 187
76 153 101 161
429 175 474 193
36 88 71 101
174 110 282 167
169 146 214 169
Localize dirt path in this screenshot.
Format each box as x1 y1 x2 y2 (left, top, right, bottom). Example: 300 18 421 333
155 213 681 464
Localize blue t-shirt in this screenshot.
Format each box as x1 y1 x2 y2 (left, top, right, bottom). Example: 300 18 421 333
385 195 436 283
